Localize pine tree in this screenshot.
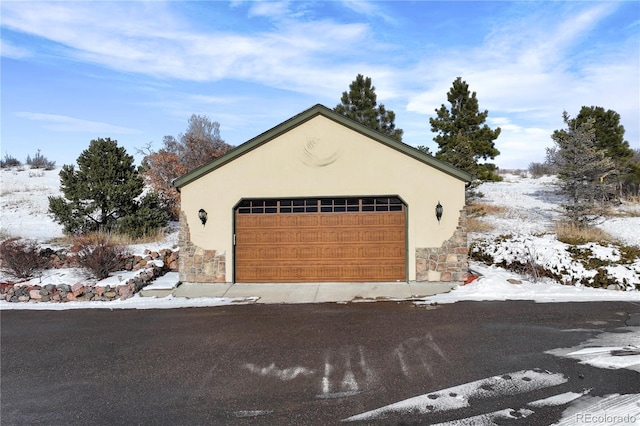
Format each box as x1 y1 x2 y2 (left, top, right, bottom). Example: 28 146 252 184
430 77 501 181
549 112 617 227
334 74 403 141
554 106 636 198
49 138 168 236
574 106 633 162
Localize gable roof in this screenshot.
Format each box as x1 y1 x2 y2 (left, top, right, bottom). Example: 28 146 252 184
172 104 473 189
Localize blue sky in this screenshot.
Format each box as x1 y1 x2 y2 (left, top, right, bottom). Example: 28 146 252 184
1 1 638 169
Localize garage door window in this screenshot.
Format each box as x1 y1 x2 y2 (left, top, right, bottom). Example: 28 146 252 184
237 197 403 214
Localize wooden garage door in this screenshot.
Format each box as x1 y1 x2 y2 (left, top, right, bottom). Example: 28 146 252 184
234 197 406 282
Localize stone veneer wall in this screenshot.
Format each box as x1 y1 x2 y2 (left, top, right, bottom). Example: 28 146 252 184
416 208 468 282
178 211 226 283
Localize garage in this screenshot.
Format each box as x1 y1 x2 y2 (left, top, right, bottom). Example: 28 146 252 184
173 104 471 286
234 197 406 282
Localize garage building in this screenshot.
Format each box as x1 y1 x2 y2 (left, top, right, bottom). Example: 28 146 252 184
172 104 472 284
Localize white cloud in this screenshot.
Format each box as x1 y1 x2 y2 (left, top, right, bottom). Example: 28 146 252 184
16 112 141 134
247 1 292 19
0 39 31 58
340 0 397 24
0 1 376 96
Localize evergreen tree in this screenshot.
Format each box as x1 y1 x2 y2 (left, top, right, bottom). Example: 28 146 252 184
334 74 403 141
574 106 632 161
549 112 617 227
430 77 501 181
552 106 636 198
49 137 168 236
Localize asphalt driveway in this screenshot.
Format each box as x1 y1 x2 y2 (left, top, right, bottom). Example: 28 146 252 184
2 301 639 425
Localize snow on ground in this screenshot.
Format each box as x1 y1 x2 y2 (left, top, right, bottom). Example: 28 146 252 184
474 174 563 236
344 369 569 421
599 216 640 247
469 173 640 289
473 173 640 247
419 262 640 305
0 168 64 241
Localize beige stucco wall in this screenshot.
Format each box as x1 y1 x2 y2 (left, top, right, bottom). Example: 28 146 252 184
180 115 466 282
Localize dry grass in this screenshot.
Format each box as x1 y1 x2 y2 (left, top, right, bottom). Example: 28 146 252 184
46 229 166 248
466 217 495 233
465 202 507 233
70 230 167 247
467 202 508 217
111 229 167 245
554 222 617 245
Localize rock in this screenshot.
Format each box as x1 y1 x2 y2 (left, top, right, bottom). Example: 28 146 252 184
507 279 522 284
607 284 620 291
71 283 84 297
29 289 42 300
104 291 117 299
118 285 133 300
39 288 49 296
66 292 77 301
44 284 56 292
18 295 29 302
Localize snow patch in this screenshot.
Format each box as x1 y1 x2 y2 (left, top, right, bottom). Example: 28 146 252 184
528 390 591 407
343 369 567 421
547 326 640 372
243 363 315 381
418 262 640 305
554 394 640 425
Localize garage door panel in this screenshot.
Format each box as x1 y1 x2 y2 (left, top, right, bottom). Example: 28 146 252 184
238 264 406 282
235 199 406 282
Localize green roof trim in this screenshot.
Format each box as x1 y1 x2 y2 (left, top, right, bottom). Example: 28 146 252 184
171 104 473 189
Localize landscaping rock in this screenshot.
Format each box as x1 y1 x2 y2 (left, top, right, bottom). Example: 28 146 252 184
71 283 84 297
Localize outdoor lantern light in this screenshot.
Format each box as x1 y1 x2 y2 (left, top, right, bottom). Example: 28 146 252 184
198 208 208 225
435 201 443 223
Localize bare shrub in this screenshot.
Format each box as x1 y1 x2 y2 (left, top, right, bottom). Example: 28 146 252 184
0 154 21 169
72 233 130 280
528 162 553 179
0 238 51 279
26 149 56 170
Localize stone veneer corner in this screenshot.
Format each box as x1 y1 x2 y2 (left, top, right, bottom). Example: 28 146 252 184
178 211 226 283
416 207 469 283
